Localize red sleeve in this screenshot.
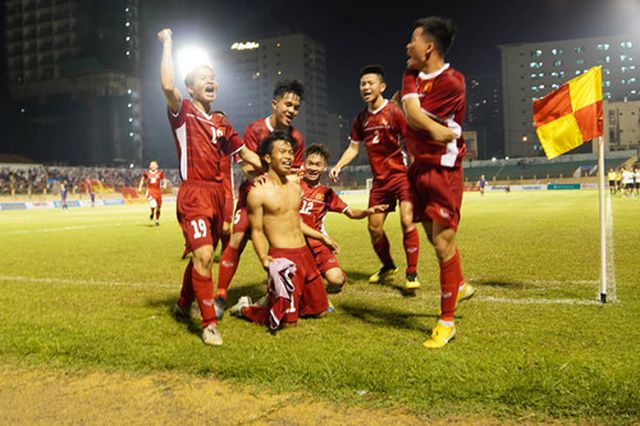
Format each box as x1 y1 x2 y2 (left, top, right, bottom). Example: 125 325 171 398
293 130 305 167
327 188 348 213
244 125 261 151
349 113 363 144
220 116 244 157
167 99 188 128
401 69 419 101
160 171 166 180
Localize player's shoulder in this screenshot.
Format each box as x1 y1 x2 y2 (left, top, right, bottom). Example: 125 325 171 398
290 126 305 143
440 66 466 88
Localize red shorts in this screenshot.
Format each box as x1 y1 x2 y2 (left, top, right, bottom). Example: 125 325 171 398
368 173 412 211
232 180 254 234
408 163 463 231
307 239 341 275
243 245 328 326
147 190 162 209
176 180 225 251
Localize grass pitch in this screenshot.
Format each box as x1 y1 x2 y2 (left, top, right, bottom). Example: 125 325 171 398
1 190 639 422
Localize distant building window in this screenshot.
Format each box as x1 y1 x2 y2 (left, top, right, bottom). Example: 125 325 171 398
575 46 585 53
604 56 611 63
551 83 559 89
604 80 611 87
620 54 633 62
530 49 543 57
575 70 582 75
620 41 633 49
531 86 539 92
551 71 558 77
575 59 585 65
596 43 610 51
553 60 562 67
604 68 610 75
530 61 543 68
551 48 564 55
538 84 545 89
631 90 638 95
604 92 612 99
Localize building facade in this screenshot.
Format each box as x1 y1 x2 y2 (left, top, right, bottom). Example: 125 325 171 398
465 74 502 159
500 34 640 158
3 0 142 165
604 100 640 152
223 33 328 146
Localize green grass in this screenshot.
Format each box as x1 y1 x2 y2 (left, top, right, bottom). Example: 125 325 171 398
1 191 639 422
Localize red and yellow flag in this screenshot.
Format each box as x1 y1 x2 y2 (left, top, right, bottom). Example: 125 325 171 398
533 66 603 159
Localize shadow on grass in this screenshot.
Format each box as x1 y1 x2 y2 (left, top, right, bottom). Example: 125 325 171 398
339 301 439 333
145 282 266 336
344 269 418 298
475 279 528 289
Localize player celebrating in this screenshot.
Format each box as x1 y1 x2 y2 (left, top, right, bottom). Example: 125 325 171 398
138 160 166 225
158 28 263 346
329 65 420 292
215 80 306 315
231 131 338 329
301 144 387 292
401 17 475 348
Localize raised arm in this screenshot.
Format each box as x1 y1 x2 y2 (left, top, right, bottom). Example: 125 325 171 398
328 142 360 182
157 29 182 113
247 190 271 269
402 97 455 143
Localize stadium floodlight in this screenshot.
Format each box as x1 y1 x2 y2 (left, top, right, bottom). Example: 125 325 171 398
505 156 510 160
491 157 497 162
177 47 212 80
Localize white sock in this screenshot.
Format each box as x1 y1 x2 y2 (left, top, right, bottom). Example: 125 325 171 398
438 319 454 327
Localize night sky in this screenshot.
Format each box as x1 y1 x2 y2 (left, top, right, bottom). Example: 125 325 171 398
149 0 640 115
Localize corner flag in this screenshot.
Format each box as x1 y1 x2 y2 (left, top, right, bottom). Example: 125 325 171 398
533 66 603 159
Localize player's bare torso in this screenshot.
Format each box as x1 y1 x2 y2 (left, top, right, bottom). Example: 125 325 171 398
255 176 305 249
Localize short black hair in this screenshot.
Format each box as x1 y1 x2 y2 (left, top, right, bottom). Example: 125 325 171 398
258 129 298 158
184 64 215 88
304 143 330 161
414 16 457 57
360 65 385 82
273 79 304 100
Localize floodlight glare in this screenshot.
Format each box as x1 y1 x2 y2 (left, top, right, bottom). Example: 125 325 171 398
177 47 212 80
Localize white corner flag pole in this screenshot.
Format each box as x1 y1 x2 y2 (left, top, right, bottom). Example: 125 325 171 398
597 135 607 303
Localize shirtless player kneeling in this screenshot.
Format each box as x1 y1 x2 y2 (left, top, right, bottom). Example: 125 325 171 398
231 130 339 330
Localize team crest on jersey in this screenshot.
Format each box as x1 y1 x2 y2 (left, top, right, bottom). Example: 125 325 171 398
422 80 434 93
314 193 324 200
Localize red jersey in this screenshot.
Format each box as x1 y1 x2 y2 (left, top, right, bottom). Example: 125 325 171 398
349 99 407 182
220 152 232 194
143 169 165 192
167 99 244 182
242 117 305 167
300 179 349 234
401 64 467 168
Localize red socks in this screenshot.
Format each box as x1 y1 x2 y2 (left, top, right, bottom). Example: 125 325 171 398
372 232 394 267
403 228 420 275
178 260 195 307
439 249 464 321
155 209 161 220
220 232 230 253
216 245 240 299
191 267 216 327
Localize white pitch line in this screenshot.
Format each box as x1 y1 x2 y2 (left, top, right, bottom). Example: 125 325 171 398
0 275 177 289
469 278 598 287
2 223 124 235
476 296 601 305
